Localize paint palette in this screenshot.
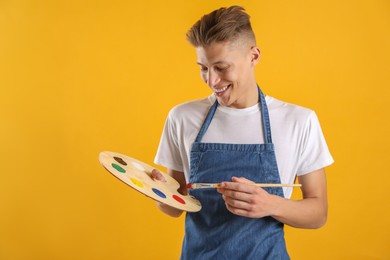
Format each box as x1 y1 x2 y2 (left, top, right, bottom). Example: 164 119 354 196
99 151 201 212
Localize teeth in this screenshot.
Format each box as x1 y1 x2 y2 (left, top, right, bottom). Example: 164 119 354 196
213 85 229 93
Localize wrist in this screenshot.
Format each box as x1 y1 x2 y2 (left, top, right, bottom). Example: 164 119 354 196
268 194 284 218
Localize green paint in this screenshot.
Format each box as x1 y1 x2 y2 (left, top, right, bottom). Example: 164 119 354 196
112 163 126 173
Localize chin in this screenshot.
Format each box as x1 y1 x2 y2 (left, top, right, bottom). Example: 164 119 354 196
216 96 233 107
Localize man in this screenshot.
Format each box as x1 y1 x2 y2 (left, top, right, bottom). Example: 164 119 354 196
152 5 333 259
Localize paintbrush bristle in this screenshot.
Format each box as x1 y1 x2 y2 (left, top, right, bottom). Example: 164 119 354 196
187 183 218 189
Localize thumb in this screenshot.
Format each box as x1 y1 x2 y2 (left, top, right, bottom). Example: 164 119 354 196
151 169 167 182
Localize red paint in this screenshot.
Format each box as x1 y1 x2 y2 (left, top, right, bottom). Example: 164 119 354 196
186 183 193 189
172 195 186 204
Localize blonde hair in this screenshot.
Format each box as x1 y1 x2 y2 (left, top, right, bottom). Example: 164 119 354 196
186 6 256 47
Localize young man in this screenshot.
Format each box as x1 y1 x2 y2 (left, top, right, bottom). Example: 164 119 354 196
152 6 333 259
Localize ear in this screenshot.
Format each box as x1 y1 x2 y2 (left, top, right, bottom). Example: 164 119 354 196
250 46 261 65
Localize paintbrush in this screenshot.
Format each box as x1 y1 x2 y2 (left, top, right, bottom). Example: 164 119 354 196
186 183 301 189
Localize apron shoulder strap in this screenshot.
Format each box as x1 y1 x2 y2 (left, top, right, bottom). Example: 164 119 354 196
194 100 218 143
258 87 273 144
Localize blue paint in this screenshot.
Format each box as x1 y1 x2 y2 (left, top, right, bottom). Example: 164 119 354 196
152 188 166 198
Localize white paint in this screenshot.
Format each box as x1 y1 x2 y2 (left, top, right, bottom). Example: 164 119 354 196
131 161 145 171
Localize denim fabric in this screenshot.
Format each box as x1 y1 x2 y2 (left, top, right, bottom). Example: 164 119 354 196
181 88 290 260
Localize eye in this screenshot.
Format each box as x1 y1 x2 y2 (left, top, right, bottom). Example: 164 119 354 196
215 66 230 72
199 66 208 72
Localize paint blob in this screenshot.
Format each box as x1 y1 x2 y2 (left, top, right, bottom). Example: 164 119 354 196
130 178 144 188
172 195 185 204
100 151 202 212
152 188 166 198
113 156 127 166
131 162 146 171
112 163 126 173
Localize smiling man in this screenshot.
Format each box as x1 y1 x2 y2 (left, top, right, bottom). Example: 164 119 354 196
153 6 333 259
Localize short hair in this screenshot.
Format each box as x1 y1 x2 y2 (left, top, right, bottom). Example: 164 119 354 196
186 6 256 47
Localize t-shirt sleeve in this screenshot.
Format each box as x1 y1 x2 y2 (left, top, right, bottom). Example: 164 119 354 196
296 111 334 176
154 113 184 172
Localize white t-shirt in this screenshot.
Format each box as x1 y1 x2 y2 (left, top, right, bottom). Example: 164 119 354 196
154 94 334 198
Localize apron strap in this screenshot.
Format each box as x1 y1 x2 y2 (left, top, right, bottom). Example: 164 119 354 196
194 86 272 144
194 99 218 143
258 87 273 144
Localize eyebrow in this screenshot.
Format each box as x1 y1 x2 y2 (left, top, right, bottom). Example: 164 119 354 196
196 61 228 66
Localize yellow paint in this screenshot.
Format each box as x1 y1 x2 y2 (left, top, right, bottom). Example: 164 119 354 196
130 178 144 188
0 1 389 259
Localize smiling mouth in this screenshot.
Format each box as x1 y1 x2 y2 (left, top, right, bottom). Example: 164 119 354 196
212 84 231 95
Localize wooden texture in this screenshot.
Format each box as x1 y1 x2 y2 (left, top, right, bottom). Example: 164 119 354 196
99 151 201 212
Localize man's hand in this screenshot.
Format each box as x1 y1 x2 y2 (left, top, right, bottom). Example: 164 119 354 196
218 169 328 229
151 169 167 182
152 168 187 218
217 176 277 218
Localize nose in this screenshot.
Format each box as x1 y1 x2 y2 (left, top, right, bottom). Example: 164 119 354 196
206 69 220 88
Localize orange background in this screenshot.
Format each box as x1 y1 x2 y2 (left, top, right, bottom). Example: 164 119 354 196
1 1 389 259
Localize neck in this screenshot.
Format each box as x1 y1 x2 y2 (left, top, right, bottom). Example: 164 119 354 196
231 83 259 109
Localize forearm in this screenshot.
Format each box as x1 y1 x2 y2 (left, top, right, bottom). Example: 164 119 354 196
156 201 184 218
270 195 327 229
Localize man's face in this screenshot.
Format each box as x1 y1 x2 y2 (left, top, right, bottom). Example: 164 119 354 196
196 41 259 108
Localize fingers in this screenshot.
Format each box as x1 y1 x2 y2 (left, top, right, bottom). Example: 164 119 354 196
224 196 250 211
218 177 257 194
221 192 258 218
217 178 256 210
231 176 255 184
221 188 252 202
151 169 167 182
217 177 271 218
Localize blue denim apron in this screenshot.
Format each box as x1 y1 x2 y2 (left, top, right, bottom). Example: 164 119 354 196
181 88 289 259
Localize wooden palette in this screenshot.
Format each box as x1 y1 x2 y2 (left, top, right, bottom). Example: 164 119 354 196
99 151 201 212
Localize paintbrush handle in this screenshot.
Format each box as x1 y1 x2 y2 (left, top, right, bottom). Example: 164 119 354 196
188 183 301 189
254 183 301 188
